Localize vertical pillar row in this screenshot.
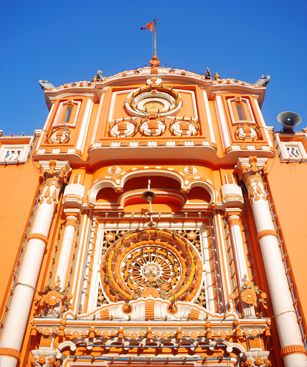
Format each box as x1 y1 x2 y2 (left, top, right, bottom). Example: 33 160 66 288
0 161 70 367
226 210 255 318
238 157 307 367
55 213 79 290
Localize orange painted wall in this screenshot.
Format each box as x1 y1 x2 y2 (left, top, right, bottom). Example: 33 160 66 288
267 158 307 332
0 162 39 318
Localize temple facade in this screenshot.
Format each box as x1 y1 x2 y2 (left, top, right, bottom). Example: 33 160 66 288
0 57 306 367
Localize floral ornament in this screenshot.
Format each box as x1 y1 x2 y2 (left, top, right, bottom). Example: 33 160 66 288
35 281 72 318
231 275 267 317
241 288 257 306
31 347 61 367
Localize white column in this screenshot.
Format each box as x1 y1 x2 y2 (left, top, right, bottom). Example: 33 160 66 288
200 226 215 313
238 157 307 367
55 214 79 289
0 161 70 367
215 95 231 150
227 210 255 317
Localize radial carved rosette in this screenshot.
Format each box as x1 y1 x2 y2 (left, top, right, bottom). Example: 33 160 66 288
101 229 203 302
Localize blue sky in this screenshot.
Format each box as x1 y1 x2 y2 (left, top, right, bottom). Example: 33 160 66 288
0 0 306 134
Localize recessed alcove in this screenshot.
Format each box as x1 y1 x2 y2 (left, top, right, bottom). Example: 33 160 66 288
96 187 120 204
186 186 211 204
123 175 181 192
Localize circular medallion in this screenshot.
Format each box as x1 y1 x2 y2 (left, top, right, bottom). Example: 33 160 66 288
107 165 121 175
170 120 198 136
48 127 70 144
101 229 203 302
110 121 136 137
125 85 182 117
237 125 257 140
183 166 198 175
140 119 166 136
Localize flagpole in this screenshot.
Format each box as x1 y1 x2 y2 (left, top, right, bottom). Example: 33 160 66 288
153 19 157 57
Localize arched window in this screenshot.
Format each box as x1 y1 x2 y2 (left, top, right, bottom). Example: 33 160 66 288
228 96 254 124
63 105 73 123
53 99 81 126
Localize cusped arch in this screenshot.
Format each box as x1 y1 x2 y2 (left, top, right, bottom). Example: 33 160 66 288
187 180 216 204
88 179 117 205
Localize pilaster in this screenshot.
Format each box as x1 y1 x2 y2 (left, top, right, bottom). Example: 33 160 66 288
237 156 307 367
0 160 70 367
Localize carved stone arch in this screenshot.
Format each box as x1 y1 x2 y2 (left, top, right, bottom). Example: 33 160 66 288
187 180 216 204
88 179 118 205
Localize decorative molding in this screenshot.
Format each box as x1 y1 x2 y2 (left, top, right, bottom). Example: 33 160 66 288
0 347 20 359
257 229 278 240
276 137 307 163
27 233 49 244
0 144 31 164
280 344 307 356
236 157 268 202
227 214 241 227
222 184 244 204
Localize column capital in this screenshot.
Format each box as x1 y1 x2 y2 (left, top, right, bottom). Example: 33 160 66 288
39 160 71 185
235 157 268 202
63 211 80 229
38 161 71 205
235 156 268 180
225 208 242 226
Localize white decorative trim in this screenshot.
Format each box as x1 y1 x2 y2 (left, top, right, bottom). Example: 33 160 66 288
36 104 56 150
55 217 78 289
108 89 135 122
76 99 93 153
215 96 231 149
71 214 91 313
200 225 215 313
222 184 243 204
227 97 255 125
276 137 307 162
87 225 104 312
203 90 216 143
253 98 273 147
90 94 105 145
53 100 81 127
175 89 198 120
214 212 233 310
63 184 85 207
0 144 31 164
39 160 70 172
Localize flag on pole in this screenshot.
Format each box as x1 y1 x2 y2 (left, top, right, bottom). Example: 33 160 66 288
140 19 157 32
140 22 154 32
140 19 158 58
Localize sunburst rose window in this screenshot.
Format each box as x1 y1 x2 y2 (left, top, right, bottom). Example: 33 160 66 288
100 229 203 302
